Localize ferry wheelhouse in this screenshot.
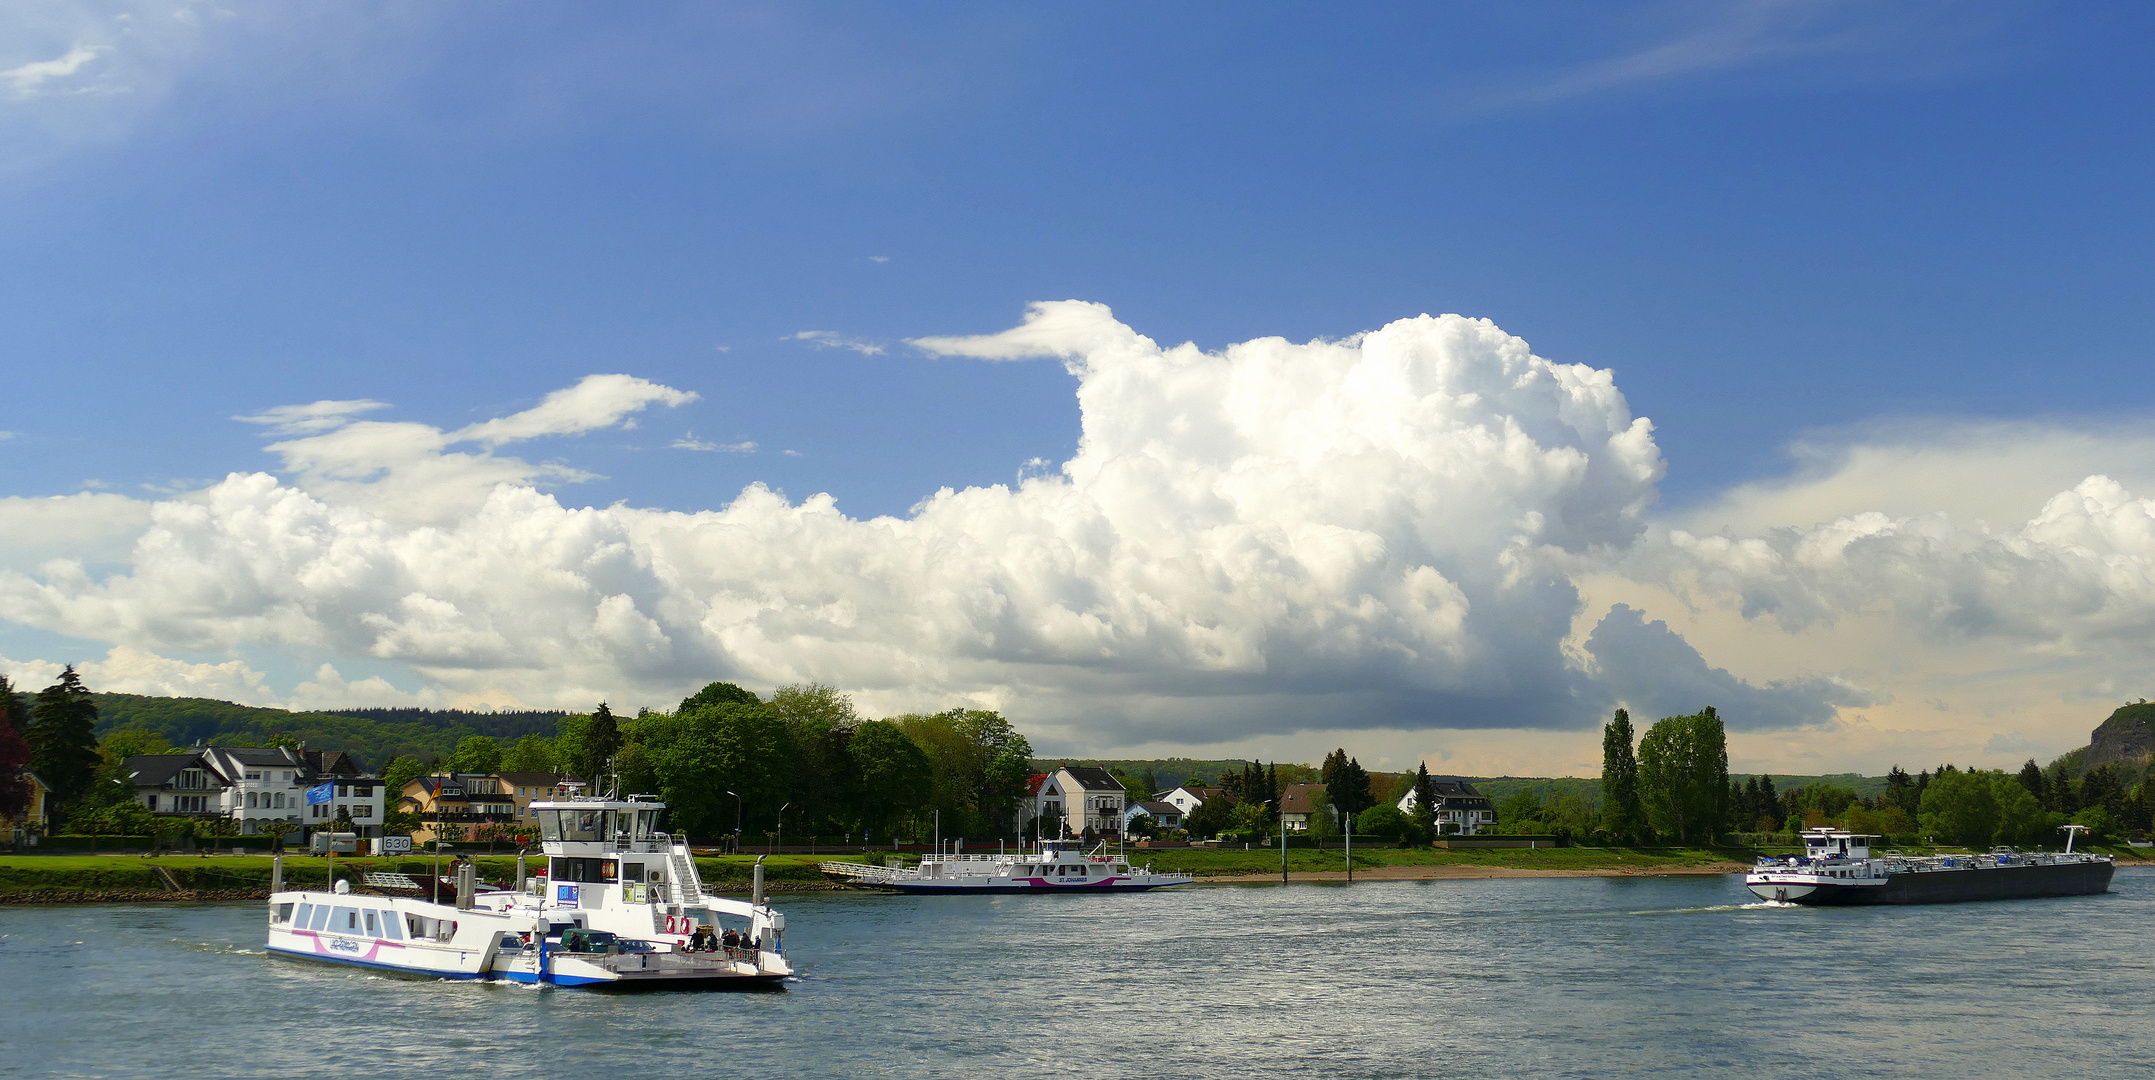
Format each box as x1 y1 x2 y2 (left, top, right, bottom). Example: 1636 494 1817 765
266 794 791 987
820 839 1192 894
1746 826 2113 906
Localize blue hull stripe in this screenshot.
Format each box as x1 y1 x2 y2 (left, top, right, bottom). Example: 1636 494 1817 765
267 945 486 980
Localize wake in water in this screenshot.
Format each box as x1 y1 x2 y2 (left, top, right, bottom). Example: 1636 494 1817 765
1629 900 1798 915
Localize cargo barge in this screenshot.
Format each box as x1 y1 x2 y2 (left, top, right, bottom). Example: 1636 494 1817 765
1746 826 2113 906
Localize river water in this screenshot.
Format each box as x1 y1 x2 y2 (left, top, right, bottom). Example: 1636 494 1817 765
7 869 2152 1079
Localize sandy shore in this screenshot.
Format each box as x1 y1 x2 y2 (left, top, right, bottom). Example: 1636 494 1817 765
1196 862 1753 884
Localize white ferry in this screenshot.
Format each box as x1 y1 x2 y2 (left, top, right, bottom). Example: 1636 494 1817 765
820 839 1193 894
1746 826 2113 906
267 795 792 987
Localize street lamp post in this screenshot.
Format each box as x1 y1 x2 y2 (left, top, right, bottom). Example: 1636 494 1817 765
726 790 741 854
776 801 791 854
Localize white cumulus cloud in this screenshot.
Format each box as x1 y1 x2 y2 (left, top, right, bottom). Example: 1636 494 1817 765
0 303 1841 751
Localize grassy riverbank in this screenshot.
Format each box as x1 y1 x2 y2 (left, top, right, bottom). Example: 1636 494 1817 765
6 844 2145 902
0 852 840 902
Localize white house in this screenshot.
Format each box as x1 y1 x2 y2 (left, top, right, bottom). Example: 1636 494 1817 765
128 746 386 837
1034 766 1126 838
1124 800 1184 832
1395 779 1496 835
1156 785 1222 817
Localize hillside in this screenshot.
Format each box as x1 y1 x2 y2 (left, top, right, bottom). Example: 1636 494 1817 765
2079 701 2155 779
91 694 568 770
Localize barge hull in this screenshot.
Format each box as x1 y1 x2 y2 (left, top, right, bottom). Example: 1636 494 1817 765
1762 861 2113 906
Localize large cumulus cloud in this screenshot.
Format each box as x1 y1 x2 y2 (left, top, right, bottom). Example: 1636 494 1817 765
0 303 1866 745
1655 474 2155 652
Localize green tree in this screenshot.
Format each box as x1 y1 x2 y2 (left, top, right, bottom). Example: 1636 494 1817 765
1183 793 1238 839
448 735 503 774
27 666 102 818
97 726 174 770
638 700 791 838
770 683 861 836
1356 804 1410 839
1636 707 1728 844
1320 749 1374 824
1600 708 1646 841
1408 763 1438 839
501 733 557 773
579 702 621 791
0 676 31 821
1918 768 1998 846
1990 773 2054 848
1497 788 1546 832
679 681 762 713
615 741 659 796
379 755 430 798
848 720 932 838
898 709 1033 835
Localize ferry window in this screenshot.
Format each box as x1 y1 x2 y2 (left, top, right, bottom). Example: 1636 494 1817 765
551 857 611 883
334 906 359 932
292 903 311 926
308 906 331 931
536 810 563 841
623 862 644 884
567 811 603 841
364 911 379 936
438 920 457 941
382 912 403 941
274 903 294 923
637 810 660 836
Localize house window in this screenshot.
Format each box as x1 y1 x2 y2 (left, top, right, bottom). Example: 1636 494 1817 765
353 805 373 819
145 795 157 811
246 792 258 809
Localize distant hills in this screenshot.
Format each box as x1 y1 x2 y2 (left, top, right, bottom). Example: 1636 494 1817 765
91 693 568 769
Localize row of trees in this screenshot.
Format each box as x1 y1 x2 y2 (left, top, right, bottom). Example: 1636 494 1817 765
380 682 1034 843
1598 707 1730 844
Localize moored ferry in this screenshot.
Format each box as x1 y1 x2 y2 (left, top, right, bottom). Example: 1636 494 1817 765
1746 826 2113 906
267 794 792 987
820 839 1192 894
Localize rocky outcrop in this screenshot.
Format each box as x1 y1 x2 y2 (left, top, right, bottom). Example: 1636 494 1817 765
2081 702 2155 778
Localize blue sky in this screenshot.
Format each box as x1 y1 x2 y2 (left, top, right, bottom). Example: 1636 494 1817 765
3 2 2153 775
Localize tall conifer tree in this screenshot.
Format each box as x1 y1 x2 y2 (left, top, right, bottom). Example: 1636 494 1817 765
27 666 101 818
1410 762 1438 838
1600 708 1645 842
581 702 621 791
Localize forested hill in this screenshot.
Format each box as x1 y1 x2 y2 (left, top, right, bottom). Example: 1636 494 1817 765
91 694 568 770
321 708 568 740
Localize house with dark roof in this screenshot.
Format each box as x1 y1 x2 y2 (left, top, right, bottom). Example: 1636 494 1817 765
1156 784 1223 817
1395 779 1495 835
1279 782 1331 832
1034 766 1127 838
1124 799 1184 832
126 746 384 837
